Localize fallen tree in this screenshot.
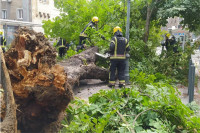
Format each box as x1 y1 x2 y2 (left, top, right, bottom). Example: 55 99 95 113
59 46 109 88
1 28 109 133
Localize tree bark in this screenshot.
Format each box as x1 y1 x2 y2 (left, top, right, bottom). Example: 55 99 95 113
0 47 17 133
143 5 152 43
59 46 109 88
143 0 159 43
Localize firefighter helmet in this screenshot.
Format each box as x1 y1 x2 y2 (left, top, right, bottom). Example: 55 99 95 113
166 33 171 38
92 16 99 23
113 26 122 34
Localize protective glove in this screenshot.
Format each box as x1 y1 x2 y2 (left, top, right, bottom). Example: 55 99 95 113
101 35 105 40
161 41 165 46
126 53 130 58
83 44 87 48
104 50 110 54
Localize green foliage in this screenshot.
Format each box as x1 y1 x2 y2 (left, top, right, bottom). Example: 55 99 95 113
64 47 77 59
43 0 127 47
187 101 200 115
129 38 200 85
157 41 199 84
157 0 200 32
60 70 200 133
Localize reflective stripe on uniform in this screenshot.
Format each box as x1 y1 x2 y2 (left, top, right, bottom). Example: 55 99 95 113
109 81 115 84
111 40 115 44
110 56 126 59
110 37 126 59
126 43 129 48
59 39 65 47
80 23 94 37
80 32 88 37
114 37 117 57
126 39 129 48
2 37 6 48
119 80 125 83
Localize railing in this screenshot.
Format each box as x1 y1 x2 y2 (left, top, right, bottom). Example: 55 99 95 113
188 58 195 103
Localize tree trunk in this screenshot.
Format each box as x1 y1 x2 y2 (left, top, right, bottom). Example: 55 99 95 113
1 28 109 133
143 5 151 43
143 0 159 43
0 47 17 133
59 46 109 88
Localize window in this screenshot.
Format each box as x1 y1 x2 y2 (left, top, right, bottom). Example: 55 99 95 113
47 13 50 19
39 0 47 3
2 10 7 19
17 9 23 19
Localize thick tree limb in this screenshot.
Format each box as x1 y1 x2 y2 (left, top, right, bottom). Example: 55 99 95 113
59 46 109 88
0 47 17 133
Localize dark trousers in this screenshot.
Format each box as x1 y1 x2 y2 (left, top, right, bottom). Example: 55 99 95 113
77 36 87 52
2 47 5 53
77 36 92 52
59 47 66 58
109 59 126 83
79 36 87 46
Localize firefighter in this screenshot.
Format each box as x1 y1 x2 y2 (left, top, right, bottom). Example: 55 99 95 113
170 35 178 53
162 34 178 53
0 30 6 53
108 26 130 88
56 37 68 58
76 16 105 51
164 33 171 51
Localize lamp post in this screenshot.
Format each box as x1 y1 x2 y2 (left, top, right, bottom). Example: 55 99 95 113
125 0 130 84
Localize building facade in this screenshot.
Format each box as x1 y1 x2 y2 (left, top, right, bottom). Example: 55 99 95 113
0 0 59 45
31 0 60 33
162 17 195 48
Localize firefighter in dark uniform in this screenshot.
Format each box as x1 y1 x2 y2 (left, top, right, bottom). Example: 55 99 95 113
170 35 178 53
162 33 178 54
56 37 68 58
76 16 105 51
108 26 130 88
163 33 171 52
0 31 6 53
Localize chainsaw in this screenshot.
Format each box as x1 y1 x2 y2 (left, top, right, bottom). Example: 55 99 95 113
95 52 110 59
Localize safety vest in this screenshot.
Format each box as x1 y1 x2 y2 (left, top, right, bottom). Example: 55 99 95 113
110 37 129 60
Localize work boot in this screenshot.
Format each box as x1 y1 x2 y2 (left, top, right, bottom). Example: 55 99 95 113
119 84 125 88
108 84 115 88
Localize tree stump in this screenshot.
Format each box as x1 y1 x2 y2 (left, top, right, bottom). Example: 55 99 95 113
3 28 73 133
1 27 109 133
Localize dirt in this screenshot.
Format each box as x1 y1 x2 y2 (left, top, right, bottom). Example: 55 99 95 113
74 79 110 101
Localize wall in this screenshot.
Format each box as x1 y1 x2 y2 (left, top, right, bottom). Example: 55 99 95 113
32 0 60 33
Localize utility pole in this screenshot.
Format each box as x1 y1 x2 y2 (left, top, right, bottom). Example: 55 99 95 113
125 0 130 84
